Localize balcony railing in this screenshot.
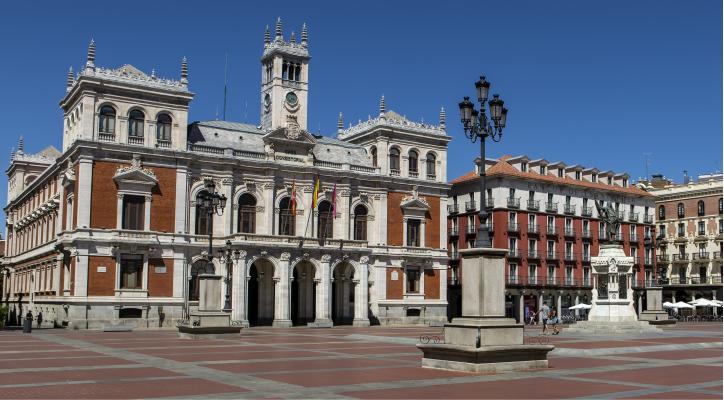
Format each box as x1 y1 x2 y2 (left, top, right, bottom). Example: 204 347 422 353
617 211 626 220
546 226 557 236
582 207 593 217
564 253 577 262
527 200 540 210
581 254 591 263
656 254 669 263
581 229 592 239
465 201 477 211
127 136 144 145
507 275 521 285
527 250 540 259
644 257 653 266
628 212 639 222
644 215 654 224
545 202 558 213
692 252 710 262
98 132 115 142
564 228 576 237
669 276 723 285
507 248 522 258
507 222 519 233
427 174 437 181
528 224 539 235
447 204 459 214
449 250 459 260
564 204 576 215
582 277 592 287
485 198 494 208
156 140 171 148
466 226 477 235
527 276 541 285
408 171 419 178
449 227 459 237
546 276 559 285
507 197 521 209
390 169 400 177
672 254 689 262
713 252 722 260
629 234 639 243
545 251 559 261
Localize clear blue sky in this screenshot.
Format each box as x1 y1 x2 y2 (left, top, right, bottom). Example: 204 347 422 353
0 1 721 209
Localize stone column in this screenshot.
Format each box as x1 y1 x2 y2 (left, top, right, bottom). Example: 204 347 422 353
76 156 93 229
273 252 292 327
353 257 370 326
231 251 248 326
174 166 188 234
538 293 544 323
518 293 525 324
314 255 332 325
556 293 562 318
574 294 580 317
637 295 643 315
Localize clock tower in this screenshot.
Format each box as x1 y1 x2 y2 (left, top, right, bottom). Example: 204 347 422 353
260 18 310 131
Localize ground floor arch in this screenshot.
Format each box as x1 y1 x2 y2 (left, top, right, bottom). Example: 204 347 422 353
332 262 355 324
291 261 316 325
248 259 275 326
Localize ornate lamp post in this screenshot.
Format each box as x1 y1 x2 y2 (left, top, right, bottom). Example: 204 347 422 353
218 240 240 311
458 75 508 248
196 178 227 274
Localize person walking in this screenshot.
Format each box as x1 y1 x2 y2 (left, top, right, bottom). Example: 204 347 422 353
539 302 550 334
36 311 43 328
549 310 560 335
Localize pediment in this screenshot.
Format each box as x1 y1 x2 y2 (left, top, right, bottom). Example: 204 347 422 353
113 160 158 187
263 126 317 149
400 197 429 210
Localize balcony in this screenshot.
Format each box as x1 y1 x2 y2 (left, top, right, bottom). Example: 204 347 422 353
527 250 540 259
507 248 522 258
632 257 640 266
390 169 401 177
507 197 521 209
656 254 670 263
564 228 576 237
644 257 653 266
465 201 477 211
447 204 459 214
128 136 144 145
581 229 592 239
581 254 591 263
617 211 626 220
408 171 419 178
449 250 459 260
672 254 689 263
507 275 521 285
563 204 576 215
546 226 557 236
546 276 560 286
545 202 558 213
156 140 171 149
448 227 459 237
507 222 520 233
545 251 559 261
582 207 593 217
713 252 722 261
644 214 654 224
628 212 639 222
564 253 577 262
98 132 115 142
485 198 494 208
629 234 639 243
582 277 592 287
427 174 437 181
599 231 609 241
526 200 540 211
527 276 541 285
563 277 576 287
528 224 540 235
692 252 710 262
466 226 477 235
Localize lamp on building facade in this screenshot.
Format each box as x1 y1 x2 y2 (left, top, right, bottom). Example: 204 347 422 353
196 178 227 274
458 75 508 247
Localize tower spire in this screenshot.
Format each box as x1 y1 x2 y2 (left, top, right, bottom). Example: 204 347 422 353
290 31 296 43
275 17 283 41
180 56 188 85
439 106 446 130
379 95 386 115
301 23 308 46
86 39 96 70
18 136 24 154
66 66 74 92
264 25 271 44
337 112 344 134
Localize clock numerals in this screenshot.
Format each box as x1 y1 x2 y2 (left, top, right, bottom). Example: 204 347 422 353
285 92 298 106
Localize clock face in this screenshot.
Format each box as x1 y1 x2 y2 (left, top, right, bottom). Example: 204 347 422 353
285 91 298 106
263 94 271 114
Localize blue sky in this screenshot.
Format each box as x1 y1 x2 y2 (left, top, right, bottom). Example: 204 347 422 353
0 1 721 210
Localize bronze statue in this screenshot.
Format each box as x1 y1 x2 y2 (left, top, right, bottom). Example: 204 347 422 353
595 200 621 240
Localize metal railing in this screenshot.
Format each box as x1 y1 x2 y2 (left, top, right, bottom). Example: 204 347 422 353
527 276 541 285
527 200 540 210
546 226 557 235
581 254 591 263
507 275 521 284
527 250 540 259
672 254 689 262
657 254 669 263
545 202 558 213
564 253 576 262
448 204 459 214
528 224 539 234
564 228 576 237
713 252 722 260
449 227 459 236
629 212 639 222
629 233 639 243
582 207 593 217
692 252 710 261
465 201 477 211
644 257 653 266
581 229 592 239
508 222 519 232
507 248 522 258
507 197 521 208
644 215 654 224
466 226 477 235
485 198 494 208
564 204 576 215
545 251 559 261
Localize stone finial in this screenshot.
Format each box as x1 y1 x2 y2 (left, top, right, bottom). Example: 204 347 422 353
86 39 96 69
275 17 283 41
264 25 271 44
66 66 74 92
379 95 386 117
439 106 446 129
181 57 188 84
337 112 344 133
10 147 15 161
18 136 24 153
290 31 296 43
151 68 156 79
301 23 308 46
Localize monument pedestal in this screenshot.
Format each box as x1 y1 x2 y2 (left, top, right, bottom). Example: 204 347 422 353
418 248 553 373
639 286 675 325
178 274 241 339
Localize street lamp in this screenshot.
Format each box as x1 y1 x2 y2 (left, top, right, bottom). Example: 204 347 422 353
196 178 227 274
219 240 240 311
459 75 508 248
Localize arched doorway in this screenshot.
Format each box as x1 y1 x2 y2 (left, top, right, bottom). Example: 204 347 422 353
291 261 316 325
247 259 275 326
332 262 355 324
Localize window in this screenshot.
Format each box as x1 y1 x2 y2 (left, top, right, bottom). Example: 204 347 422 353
521 162 527 172
565 195 571 206
509 211 516 225
426 153 436 178
719 198 723 214
528 214 535 227
539 165 546 174
547 215 554 230
98 105 116 134
720 219 723 234
528 265 537 284
658 205 665 220
547 265 555 284
658 224 666 237
195 191 212 235
278 197 295 235
623 179 628 187
677 222 685 237
528 239 536 254
631 247 637 260
370 147 377 167
583 243 590 259
583 267 590 284
698 221 705 236
575 171 581 180
122 195 145 230
547 240 555 256
128 110 145 138
547 193 553 203
389 148 400 172
408 150 418 173
528 190 535 201
407 219 421 247
509 264 518 283
237 193 256 234
318 201 334 239
697 200 705 216
509 188 516 198
677 203 684 218
509 237 517 254
156 114 172 142
353 205 368 240
583 219 589 233
406 267 421 293
583 198 588 209
120 254 143 289
591 173 597 183
558 168 564 178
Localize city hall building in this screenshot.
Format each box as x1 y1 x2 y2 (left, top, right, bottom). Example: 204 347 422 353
1 20 451 329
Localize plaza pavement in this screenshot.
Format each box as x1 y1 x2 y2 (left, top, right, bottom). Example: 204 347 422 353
0 323 720 399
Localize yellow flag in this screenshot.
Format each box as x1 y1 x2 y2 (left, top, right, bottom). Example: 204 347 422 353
312 177 320 209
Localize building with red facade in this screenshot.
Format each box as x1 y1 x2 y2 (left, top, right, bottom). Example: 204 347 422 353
447 155 657 322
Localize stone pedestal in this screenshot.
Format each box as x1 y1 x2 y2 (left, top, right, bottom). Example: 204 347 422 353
179 274 241 338
639 286 675 325
567 244 661 334
418 248 553 373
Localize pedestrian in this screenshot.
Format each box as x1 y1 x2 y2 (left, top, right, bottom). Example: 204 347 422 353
37 311 43 328
549 310 560 335
539 302 550 334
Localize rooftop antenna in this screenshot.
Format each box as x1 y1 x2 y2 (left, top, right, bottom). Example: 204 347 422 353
243 99 248 121
643 152 651 180
223 52 228 121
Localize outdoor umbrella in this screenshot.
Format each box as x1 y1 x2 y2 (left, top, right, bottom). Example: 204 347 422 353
569 303 591 310
673 301 694 309
663 301 675 308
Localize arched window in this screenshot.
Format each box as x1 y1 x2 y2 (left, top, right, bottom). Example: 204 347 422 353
195 191 212 235
389 148 400 172
98 106 116 134
677 203 685 218
353 204 368 241
408 150 419 174
318 200 333 239
278 197 295 236
426 153 436 179
238 193 257 233
658 205 665 220
370 146 377 167
128 110 145 138
697 200 705 216
156 113 172 142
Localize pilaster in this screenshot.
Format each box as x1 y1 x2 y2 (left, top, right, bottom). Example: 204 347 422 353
76 156 93 228
273 252 292 327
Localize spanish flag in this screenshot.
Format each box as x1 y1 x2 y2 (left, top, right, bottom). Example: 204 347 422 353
290 180 297 215
312 177 320 209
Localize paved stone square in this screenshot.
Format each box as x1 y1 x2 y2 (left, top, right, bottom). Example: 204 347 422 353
0 323 720 399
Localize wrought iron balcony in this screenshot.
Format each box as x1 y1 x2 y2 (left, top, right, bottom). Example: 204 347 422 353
581 254 591 263
449 227 459 237
644 257 653 266
563 277 576 286
447 204 459 214
546 276 559 285
507 197 521 209
545 202 558 213
582 207 593 217
564 228 576 237
692 252 710 262
507 222 520 233
545 251 559 261
466 226 477 235
656 254 669 263
526 200 540 211
527 276 541 285
528 224 539 235
563 204 576 215
713 251 722 260
629 234 639 243
465 201 477 211
485 198 494 208
564 253 577 262
581 229 592 239
507 274 521 285
507 247 522 258
628 212 639 222
546 226 557 236
527 250 540 259
617 211 626 220
644 214 654 224
672 254 689 263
